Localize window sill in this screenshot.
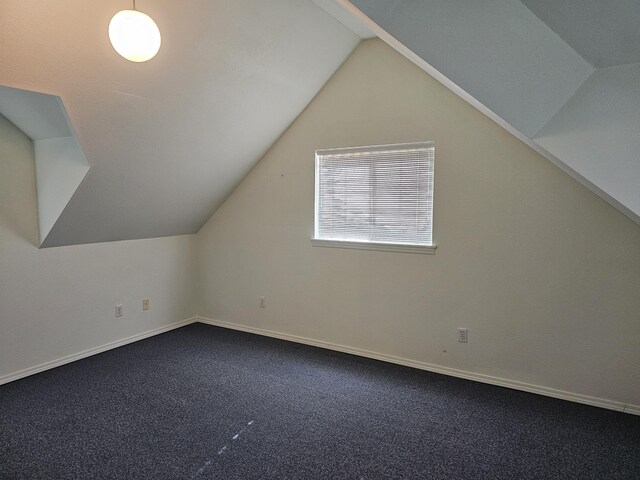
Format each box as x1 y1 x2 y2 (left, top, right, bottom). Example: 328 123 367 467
311 238 436 255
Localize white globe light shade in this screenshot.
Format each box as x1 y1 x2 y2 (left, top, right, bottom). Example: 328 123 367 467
109 10 161 62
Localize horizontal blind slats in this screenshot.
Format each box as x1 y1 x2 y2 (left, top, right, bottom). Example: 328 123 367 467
315 143 434 246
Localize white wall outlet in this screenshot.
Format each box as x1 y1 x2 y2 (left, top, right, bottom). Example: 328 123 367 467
115 304 123 317
259 296 265 308
142 298 150 311
458 327 468 343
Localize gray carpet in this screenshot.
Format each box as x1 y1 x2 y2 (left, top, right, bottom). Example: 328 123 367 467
1 322 639 479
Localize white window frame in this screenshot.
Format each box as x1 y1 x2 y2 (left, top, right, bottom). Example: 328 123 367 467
312 141 436 254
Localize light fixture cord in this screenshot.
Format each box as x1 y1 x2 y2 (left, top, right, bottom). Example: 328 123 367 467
132 0 136 10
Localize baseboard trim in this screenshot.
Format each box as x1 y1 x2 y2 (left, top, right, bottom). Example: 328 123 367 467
197 316 638 416
624 404 640 415
0 317 198 386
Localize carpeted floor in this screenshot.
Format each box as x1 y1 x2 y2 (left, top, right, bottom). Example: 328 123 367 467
1 323 639 479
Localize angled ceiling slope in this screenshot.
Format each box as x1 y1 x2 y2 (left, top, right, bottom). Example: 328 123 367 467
329 0 640 225
0 86 89 246
521 0 640 68
0 0 359 247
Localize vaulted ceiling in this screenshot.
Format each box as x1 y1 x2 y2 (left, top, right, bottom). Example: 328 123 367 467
0 0 359 247
346 0 640 224
521 0 640 68
1 0 638 249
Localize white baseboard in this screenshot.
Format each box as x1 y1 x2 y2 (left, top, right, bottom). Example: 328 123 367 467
4 315 636 417
624 404 640 415
197 316 638 416
0 317 198 386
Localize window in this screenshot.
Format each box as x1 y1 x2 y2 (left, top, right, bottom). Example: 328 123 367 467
312 142 435 254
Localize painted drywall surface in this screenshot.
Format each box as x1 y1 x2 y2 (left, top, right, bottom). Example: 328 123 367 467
197 40 640 406
0 114 196 378
312 0 375 39
0 85 70 140
1 0 359 247
534 63 640 219
521 0 640 68
0 86 90 245
35 137 89 245
349 0 594 138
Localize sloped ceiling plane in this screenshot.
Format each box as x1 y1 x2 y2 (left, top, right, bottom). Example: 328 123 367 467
1 0 638 249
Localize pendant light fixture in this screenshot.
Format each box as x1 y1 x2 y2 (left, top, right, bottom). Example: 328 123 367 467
109 0 161 62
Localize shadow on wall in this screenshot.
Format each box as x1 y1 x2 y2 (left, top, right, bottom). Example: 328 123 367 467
0 115 40 248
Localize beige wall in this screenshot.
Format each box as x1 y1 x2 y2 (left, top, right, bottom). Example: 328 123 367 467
0 114 197 380
197 40 640 408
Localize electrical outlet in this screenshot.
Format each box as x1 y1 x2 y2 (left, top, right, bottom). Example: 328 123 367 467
259 296 265 308
458 328 468 343
115 304 123 317
142 298 150 311
458 327 468 343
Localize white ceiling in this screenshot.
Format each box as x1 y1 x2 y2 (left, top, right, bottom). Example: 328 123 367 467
344 0 640 224
348 0 594 138
520 0 640 68
0 0 358 247
5 0 638 247
0 86 91 245
0 86 71 140
312 0 375 39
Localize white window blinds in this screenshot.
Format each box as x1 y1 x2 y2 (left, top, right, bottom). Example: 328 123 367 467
315 142 434 246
